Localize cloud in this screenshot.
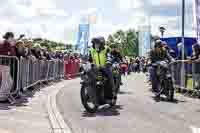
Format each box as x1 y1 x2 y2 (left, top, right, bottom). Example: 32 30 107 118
0 0 196 43
150 0 178 6
118 0 143 10
119 0 132 10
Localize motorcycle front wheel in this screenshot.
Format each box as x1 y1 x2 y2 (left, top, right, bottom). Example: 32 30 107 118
167 79 175 102
80 85 98 113
110 95 117 107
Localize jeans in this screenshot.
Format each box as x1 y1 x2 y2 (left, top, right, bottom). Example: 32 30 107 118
148 66 153 82
101 65 114 99
151 67 159 92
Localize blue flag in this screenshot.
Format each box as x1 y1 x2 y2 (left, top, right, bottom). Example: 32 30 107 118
76 24 90 55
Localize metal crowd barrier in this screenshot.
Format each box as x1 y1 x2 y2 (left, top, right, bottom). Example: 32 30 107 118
0 55 19 102
0 55 64 102
169 60 200 93
147 60 200 94
19 58 64 91
191 62 200 92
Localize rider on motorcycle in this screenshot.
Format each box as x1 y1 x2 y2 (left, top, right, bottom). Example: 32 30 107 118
111 45 123 63
149 40 174 92
88 36 115 104
111 45 123 84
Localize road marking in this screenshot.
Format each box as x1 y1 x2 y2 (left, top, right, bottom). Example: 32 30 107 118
47 81 74 133
0 128 13 133
11 108 47 117
190 126 200 133
0 115 49 127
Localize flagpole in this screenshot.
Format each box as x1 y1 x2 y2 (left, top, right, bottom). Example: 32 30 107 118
181 0 185 88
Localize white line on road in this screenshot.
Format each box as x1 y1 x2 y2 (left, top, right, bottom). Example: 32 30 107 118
11 108 47 117
0 128 13 133
190 126 200 133
47 81 74 133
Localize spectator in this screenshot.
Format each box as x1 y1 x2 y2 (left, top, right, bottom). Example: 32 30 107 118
191 44 200 60
31 43 42 60
0 32 16 56
135 57 140 72
16 40 25 59
162 41 176 59
23 39 32 57
64 51 70 61
24 39 37 61
189 44 200 91
51 51 57 59
56 50 64 60
40 47 47 60
44 49 52 60
132 57 137 72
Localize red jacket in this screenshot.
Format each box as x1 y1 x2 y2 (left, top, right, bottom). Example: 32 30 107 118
0 41 16 56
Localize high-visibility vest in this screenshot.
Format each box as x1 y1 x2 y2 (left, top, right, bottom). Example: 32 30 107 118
90 48 107 67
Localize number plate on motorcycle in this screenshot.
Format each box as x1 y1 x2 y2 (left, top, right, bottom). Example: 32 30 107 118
166 74 171 78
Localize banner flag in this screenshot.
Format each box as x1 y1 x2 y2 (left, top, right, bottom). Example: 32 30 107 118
76 24 90 55
138 25 151 57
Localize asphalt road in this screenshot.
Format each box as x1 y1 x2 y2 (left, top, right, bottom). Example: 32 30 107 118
57 73 200 133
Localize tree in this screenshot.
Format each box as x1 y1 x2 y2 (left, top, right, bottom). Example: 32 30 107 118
107 29 139 56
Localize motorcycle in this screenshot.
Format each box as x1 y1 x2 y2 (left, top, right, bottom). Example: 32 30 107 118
152 61 175 101
80 63 118 113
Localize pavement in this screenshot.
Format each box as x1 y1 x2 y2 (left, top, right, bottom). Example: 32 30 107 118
0 81 67 133
0 73 200 133
56 73 200 133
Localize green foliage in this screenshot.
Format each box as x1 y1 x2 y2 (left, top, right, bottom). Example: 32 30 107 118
33 38 65 50
106 29 139 56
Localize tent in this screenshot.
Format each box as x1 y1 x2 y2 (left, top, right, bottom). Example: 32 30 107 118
161 37 197 57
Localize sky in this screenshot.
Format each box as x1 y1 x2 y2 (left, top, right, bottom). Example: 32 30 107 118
0 0 196 43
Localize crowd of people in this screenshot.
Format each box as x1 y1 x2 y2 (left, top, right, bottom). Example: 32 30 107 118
0 32 79 61
0 32 81 100
119 56 149 75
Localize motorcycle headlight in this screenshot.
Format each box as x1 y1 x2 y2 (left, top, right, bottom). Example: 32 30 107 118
112 63 119 68
82 63 91 72
160 61 168 68
112 64 116 67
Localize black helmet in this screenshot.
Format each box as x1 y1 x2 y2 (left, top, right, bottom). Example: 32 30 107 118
91 36 105 48
91 37 101 44
91 36 105 45
154 40 162 48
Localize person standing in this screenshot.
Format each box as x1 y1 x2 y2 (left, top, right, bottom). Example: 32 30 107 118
0 32 16 56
